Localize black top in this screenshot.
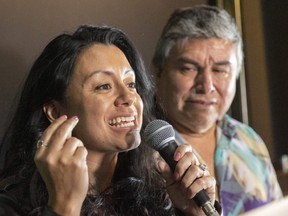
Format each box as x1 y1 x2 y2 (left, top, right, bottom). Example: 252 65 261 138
0 174 222 216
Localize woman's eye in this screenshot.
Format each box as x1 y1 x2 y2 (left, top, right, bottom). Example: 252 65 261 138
95 84 111 90
127 82 136 89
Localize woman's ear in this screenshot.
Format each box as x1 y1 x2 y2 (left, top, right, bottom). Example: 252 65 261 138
43 100 63 123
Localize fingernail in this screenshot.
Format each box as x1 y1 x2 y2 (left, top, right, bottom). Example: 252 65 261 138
174 152 181 161
59 115 67 120
72 116 79 121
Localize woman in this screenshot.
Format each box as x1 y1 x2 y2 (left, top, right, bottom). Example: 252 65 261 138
0 25 217 215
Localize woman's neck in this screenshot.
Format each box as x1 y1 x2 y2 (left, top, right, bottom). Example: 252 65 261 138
86 152 118 194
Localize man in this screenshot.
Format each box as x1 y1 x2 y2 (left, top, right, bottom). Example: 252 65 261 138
152 5 282 216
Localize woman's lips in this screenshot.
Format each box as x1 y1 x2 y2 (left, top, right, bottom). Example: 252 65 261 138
108 116 136 128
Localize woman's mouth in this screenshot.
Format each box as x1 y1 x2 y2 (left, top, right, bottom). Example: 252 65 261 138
108 116 136 128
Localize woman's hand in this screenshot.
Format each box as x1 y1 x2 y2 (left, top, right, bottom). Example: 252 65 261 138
34 115 88 216
157 144 216 216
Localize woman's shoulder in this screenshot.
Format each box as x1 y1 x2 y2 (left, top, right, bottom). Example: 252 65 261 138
0 174 33 216
0 192 24 216
0 175 25 215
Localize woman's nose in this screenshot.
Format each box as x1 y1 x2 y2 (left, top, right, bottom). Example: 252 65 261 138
114 86 137 107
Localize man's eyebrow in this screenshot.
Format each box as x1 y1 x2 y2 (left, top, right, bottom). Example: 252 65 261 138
214 61 232 66
177 57 200 66
178 57 232 66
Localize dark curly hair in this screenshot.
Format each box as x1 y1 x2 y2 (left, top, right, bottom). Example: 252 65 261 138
0 25 177 215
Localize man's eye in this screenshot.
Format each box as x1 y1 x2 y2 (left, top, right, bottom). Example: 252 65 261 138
95 84 111 90
180 66 197 73
213 67 229 74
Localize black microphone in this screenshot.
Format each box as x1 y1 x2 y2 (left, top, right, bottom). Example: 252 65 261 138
144 119 219 216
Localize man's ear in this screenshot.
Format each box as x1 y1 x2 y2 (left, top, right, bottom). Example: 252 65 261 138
43 100 63 123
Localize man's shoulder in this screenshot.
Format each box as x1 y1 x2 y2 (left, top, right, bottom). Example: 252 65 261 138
222 114 259 135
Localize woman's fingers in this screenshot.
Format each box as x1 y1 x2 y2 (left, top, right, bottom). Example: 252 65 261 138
74 146 88 163
173 144 201 181
34 115 88 176
46 116 79 151
157 159 174 185
185 175 216 200
35 115 86 166
61 137 84 156
179 164 203 188
35 115 67 154
33 115 89 216
158 144 217 214
173 144 193 161
36 116 79 156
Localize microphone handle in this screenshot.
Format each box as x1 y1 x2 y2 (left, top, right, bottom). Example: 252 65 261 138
159 140 220 216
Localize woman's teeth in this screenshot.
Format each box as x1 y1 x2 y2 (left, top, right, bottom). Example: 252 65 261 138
109 116 135 127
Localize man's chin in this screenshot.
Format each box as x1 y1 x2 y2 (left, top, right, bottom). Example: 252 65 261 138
181 119 217 134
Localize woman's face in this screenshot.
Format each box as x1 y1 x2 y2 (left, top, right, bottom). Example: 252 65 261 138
61 44 143 153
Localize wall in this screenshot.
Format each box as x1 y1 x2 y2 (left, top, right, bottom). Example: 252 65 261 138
240 0 274 158
262 1 288 163
2 1 283 165
0 0 207 139
241 0 288 164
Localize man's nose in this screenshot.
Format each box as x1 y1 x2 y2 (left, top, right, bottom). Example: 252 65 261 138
194 70 215 94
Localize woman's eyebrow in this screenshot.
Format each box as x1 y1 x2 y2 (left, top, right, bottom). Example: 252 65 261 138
83 69 135 85
83 70 112 85
124 69 135 77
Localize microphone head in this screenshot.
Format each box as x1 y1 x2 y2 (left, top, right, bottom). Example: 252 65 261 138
144 119 175 151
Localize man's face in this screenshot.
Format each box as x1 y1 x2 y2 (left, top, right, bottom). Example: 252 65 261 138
156 38 238 134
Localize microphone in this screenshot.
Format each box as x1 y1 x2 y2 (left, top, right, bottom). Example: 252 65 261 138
144 119 219 216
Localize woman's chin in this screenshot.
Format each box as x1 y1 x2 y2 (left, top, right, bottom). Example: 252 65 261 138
118 138 141 152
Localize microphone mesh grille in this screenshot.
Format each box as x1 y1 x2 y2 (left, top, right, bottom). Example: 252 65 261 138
144 119 175 150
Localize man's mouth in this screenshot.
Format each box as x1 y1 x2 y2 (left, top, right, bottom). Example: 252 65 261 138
186 99 216 105
108 116 136 128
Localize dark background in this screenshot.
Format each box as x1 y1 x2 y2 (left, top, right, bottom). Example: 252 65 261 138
0 0 287 168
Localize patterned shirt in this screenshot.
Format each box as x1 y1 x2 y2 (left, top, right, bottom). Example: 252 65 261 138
175 114 283 216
